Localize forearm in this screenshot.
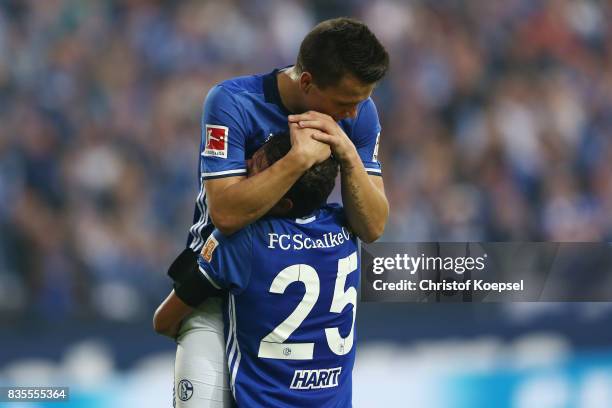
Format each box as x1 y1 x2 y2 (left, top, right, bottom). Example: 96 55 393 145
158 320 182 338
211 152 309 235
153 291 193 338
340 151 389 243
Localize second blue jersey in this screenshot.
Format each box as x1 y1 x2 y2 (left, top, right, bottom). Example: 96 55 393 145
197 204 359 407
188 68 383 250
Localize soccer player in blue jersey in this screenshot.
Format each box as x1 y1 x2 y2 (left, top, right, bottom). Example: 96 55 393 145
156 130 359 407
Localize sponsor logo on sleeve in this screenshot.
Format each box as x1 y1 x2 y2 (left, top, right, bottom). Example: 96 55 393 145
204 125 229 158
201 234 219 262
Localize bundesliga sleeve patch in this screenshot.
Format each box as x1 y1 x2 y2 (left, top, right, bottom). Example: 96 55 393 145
201 234 219 262
204 124 229 158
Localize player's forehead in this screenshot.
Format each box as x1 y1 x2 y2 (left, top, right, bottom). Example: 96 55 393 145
324 73 374 103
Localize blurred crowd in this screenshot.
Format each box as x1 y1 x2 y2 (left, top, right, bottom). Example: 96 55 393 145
0 0 611 320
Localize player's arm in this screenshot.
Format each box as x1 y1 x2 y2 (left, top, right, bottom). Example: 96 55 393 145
156 229 253 338
153 290 193 338
207 123 330 236
201 86 330 236
339 157 388 243
289 109 388 243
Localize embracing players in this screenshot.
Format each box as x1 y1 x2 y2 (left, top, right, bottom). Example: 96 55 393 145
155 17 389 407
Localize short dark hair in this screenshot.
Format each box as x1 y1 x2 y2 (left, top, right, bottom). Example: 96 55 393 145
296 17 389 88
262 133 338 218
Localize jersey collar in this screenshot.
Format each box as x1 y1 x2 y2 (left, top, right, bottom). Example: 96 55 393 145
263 66 293 116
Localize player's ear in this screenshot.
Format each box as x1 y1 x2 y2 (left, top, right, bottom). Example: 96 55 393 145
299 72 313 94
276 198 294 215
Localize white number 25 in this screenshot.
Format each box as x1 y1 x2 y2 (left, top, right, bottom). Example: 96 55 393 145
258 252 358 360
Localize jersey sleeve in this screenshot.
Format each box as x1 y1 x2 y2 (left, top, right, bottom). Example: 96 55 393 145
349 97 383 176
200 85 248 180
197 227 253 295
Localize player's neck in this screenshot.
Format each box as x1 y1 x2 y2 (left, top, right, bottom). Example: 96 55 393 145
277 66 305 114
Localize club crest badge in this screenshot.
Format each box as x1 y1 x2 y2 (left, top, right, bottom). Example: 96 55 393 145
178 379 194 402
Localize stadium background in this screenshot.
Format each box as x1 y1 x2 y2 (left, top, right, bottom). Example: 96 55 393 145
1 0 611 406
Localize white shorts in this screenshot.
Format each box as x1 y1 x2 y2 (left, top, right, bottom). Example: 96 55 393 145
174 329 234 408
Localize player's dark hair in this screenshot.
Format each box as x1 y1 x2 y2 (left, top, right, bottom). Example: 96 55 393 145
295 17 389 88
263 133 338 218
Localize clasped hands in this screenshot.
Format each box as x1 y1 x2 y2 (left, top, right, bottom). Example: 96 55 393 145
287 111 358 169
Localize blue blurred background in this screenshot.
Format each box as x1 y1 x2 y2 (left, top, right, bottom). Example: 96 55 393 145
1 0 611 407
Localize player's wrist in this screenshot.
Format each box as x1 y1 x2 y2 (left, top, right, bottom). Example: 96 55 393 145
335 145 359 168
285 148 314 172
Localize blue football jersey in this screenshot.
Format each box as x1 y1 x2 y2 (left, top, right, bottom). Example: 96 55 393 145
188 68 383 250
197 204 359 408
